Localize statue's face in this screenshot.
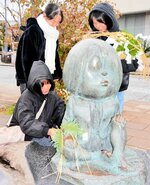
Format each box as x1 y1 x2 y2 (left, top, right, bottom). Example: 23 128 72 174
80 54 120 99
63 39 122 99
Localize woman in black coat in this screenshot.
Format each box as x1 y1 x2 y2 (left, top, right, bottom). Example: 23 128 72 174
10 60 65 141
15 3 63 93
88 2 139 113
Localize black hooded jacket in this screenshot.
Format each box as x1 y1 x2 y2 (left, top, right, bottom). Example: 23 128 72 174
15 17 62 86
10 60 65 141
89 3 139 91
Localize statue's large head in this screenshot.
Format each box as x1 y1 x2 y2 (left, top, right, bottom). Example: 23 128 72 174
63 38 122 99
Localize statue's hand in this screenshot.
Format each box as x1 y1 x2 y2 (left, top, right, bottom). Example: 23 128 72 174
110 114 127 166
111 114 127 149
112 114 126 128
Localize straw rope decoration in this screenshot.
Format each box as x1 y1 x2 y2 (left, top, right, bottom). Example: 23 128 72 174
83 31 150 77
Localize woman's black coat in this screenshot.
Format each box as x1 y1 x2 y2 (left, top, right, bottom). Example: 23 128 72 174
10 60 65 141
15 18 62 86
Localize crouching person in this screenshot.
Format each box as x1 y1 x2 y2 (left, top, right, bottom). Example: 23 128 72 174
0 60 65 144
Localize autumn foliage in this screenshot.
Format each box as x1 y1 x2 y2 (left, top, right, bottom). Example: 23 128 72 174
1 0 121 64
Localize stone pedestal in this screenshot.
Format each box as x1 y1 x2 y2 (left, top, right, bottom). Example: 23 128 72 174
50 148 147 185
25 142 147 185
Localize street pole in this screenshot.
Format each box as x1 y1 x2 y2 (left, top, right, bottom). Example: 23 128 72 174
4 0 7 52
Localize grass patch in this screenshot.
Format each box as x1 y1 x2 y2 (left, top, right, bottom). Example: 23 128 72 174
0 104 15 115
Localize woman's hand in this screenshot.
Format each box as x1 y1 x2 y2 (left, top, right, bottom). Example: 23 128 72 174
47 128 57 140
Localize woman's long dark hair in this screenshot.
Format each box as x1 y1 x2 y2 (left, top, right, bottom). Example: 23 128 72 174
89 10 112 31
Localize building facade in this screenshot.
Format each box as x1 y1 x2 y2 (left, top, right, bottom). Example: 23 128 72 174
113 0 150 36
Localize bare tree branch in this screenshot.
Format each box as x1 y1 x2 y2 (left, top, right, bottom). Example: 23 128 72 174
15 0 22 24
7 7 19 24
0 12 11 27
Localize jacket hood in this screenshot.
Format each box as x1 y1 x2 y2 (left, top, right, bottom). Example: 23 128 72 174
27 60 54 93
20 18 38 31
89 3 119 32
26 17 38 28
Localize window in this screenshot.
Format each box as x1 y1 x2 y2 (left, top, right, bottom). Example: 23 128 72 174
118 13 149 36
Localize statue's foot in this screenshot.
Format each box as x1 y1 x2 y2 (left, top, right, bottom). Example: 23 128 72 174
100 150 130 173
101 150 112 158
108 154 133 174
118 158 130 172
119 165 128 171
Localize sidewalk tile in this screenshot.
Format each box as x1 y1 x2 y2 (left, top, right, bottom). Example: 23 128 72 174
123 106 141 112
124 100 150 150
127 137 150 150
136 104 150 110
124 100 141 107
144 125 150 132
126 122 149 130
126 128 150 140
0 113 10 127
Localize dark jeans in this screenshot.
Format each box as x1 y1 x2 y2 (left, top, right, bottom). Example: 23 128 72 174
32 137 54 147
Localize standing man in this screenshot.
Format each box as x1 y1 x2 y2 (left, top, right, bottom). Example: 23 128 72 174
15 3 63 93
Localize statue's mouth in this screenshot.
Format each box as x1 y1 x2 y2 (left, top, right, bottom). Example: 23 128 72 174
101 80 108 86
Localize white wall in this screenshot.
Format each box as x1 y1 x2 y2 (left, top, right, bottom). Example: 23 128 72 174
145 12 150 35
112 0 150 14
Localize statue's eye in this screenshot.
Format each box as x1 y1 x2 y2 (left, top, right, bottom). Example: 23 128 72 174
90 56 101 71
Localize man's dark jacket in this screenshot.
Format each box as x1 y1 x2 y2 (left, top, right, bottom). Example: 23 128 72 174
15 18 62 86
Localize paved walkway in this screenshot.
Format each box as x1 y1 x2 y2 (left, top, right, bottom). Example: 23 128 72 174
0 63 20 108
124 101 150 150
123 75 150 150
0 63 150 150
124 75 150 150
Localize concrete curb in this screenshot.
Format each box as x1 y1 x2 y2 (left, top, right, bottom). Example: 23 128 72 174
0 62 15 67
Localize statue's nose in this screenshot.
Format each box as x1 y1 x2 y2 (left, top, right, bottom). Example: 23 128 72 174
101 71 108 76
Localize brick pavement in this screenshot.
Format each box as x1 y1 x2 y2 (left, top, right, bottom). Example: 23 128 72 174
124 100 150 150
